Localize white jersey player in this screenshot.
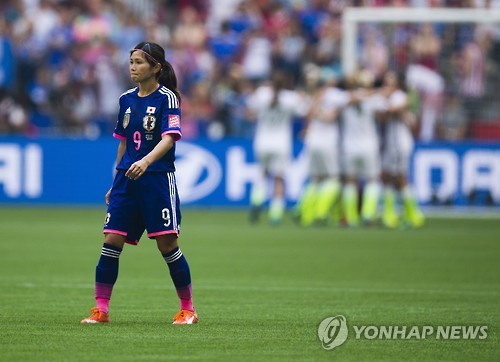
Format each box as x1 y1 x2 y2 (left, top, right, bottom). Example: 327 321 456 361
295 81 350 226
247 73 308 224
340 77 386 226
380 71 425 228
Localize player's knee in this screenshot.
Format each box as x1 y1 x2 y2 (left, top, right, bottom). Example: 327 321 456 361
104 233 126 248
156 234 178 254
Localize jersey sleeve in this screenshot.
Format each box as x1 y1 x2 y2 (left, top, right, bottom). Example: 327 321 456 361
161 97 182 141
113 97 126 140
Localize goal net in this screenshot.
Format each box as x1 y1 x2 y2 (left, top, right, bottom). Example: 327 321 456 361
341 7 500 142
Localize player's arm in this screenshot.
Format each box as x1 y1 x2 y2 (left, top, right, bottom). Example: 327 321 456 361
125 134 175 180
105 139 126 205
116 139 126 166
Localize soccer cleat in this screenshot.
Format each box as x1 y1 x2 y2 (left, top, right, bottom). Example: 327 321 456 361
382 212 399 229
81 307 109 324
407 211 425 228
172 309 198 325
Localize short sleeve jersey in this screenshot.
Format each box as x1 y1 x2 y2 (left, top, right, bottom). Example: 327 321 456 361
113 86 182 172
247 85 307 153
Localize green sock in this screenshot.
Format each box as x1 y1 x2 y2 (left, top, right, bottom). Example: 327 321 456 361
300 183 318 226
315 179 341 221
331 199 343 225
250 182 266 207
361 182 379 222
383 186 397 218
343 184 359 226
401 185 425 226
401 185 419 219
269 197 285 222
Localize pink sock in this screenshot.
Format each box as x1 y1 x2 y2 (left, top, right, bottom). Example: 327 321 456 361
177 285 194 311
95 282 113 314
96 298 110 314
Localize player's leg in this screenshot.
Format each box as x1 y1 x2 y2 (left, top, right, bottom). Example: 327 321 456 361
381 172 399 228
315 177 341 225
360 152 381 224
156 234 198 325
341 153 359 227
269 175 285 224
142 172 197 324
292 179 316 224
249 153 269 223
297 180 318 226
268 153 288 225
314 149 341 224
398 174 425 228
82 171 140 324
343 179 359 227
80 233 126 324
396 145 424 228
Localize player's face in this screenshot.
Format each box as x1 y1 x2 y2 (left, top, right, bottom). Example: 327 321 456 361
129 52 158 84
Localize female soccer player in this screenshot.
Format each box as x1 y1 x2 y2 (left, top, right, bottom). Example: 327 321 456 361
380 71 425 228
81 42 197 325
247 72 307 224
340 72 386 227
295 76 348 226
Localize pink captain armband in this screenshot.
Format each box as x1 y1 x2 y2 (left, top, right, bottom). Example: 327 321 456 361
113 133 126 140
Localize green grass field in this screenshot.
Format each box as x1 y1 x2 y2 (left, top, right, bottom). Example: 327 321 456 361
0 207 498 361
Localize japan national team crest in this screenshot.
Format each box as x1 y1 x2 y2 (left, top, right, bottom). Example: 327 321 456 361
123 107 131 128
143 115 156 131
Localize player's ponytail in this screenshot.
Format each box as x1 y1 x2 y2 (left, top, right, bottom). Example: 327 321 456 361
158 60 181 104
131 42 182 104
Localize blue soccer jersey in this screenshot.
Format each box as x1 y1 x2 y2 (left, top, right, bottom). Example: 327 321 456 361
113 86 182 172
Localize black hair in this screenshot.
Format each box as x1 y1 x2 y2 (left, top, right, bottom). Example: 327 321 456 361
131 42 181 103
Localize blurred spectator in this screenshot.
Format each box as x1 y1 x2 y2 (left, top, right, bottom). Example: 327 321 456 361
458 25 491 126
0 18 15 91
0 89 29 134
209 20 242 69
437 93 468 140
54 80 98 136
406 63 445 141
410 23 441 71
212 64 255 137
272 17 306 86
359 25 389 83
0 0 499 142
225 0 261 35
172 6 208 50
240 27 273 83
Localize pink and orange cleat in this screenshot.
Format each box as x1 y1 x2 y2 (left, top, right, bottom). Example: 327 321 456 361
172 310 198 325
81 307 110 324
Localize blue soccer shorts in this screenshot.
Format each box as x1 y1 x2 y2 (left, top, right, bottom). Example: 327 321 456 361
103 170 182 245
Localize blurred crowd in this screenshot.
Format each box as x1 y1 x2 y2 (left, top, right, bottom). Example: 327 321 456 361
0 0 500 140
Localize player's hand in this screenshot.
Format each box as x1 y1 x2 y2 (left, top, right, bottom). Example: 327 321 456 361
105 188 112 205
125 159 149 180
